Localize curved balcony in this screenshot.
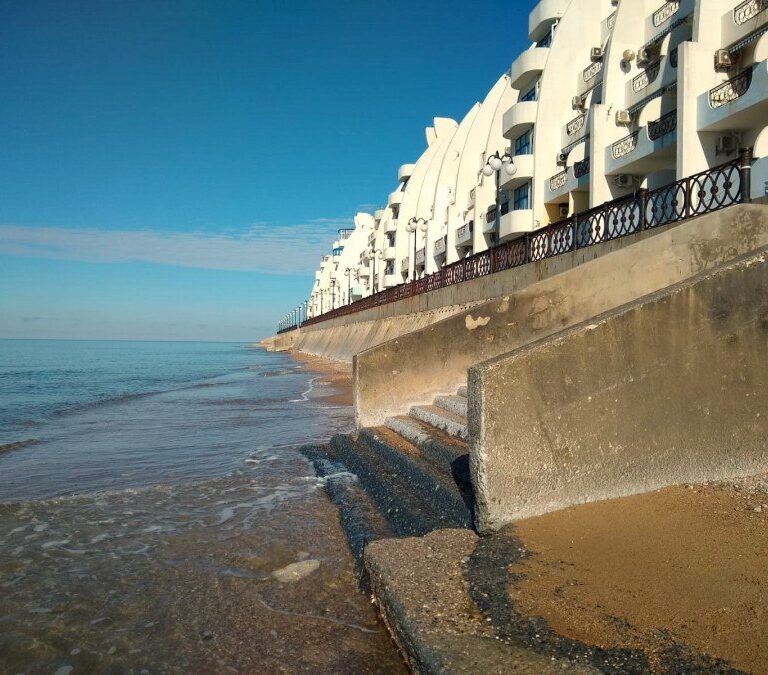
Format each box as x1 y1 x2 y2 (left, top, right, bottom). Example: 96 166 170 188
722 0 768 47
398 163 415 182
528 0 569 42
387 189 404 208
383 245 397 260
374 209 386 221
545 157 591 204
384 219 397 234
383 274 398 288
509 48 549 91
700 61 768 132
499 154 534 190
499 209 533 240
502 101 538 140
606 111 678 175
455 222 473 248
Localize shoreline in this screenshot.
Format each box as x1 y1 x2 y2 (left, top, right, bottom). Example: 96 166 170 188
287 351 353 408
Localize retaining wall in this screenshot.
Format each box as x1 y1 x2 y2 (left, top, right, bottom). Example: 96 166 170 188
469 247 768 531
354 205 768 426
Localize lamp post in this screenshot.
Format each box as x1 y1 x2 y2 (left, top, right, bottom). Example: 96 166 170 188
330 279 337 309
406 218 427 281
344 267 353 305
320 289 325 314
369 247 383 293
482 151 517 237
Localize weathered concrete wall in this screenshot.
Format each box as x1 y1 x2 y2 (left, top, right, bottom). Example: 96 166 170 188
290 303 480 363
354 205 768 427
469 248 768 532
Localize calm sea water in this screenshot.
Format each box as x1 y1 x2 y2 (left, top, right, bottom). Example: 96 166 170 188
0 340 405 674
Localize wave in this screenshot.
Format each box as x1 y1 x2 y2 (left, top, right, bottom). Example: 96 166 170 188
0 438 39 455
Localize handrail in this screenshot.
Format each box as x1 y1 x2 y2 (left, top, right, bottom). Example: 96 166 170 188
294 155 750 330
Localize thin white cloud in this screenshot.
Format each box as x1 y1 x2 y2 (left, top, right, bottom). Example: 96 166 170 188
0 220 353 275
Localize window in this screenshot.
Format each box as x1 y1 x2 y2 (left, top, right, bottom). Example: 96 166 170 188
385 261 395 275
513 182 531 211
519 82 538 102
386 233 395 247
514 129 533 156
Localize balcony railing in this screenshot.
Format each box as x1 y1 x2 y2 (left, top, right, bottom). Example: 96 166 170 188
296 156 749 329
574 156 591 178
566 113 586 137
632 60 662 93
612 131 640 159
734 0 767 25
709 68 753 108
549 170 568 191
647 110 678 141
653 1 681 27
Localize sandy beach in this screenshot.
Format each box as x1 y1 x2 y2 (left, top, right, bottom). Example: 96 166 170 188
289 351 353 408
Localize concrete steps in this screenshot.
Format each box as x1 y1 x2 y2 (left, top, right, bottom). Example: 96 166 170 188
433 394 468 418
303 384 474 545
408 404 468 441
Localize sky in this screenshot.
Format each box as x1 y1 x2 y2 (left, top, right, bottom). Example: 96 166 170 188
0 0 531 341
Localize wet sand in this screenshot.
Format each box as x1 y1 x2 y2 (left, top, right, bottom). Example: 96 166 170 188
289 351 353 408
509 476 768 673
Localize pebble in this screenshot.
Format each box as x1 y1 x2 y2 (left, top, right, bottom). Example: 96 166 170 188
52 667 73 675
69 648 81 656
201 630 214 641
271 559 320 583
754 505 763 513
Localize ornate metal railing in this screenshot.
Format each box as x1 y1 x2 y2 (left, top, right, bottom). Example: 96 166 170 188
734 0 767 25
653 1 681 27
709 68 753 108
647 110 678 141
612 131 639 159
574 156 591 178
583 61 603 83
295 156 749 330
549 170 568 192
632 60 662 93
566 113 587 137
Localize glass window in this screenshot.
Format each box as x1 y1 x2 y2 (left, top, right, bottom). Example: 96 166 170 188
514 130 533 156
386 233 395 247
385 261 395 275
519 83 538 102
513 182 531 211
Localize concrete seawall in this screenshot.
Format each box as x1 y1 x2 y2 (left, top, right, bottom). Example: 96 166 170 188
354 205 768 426
469 246 768 531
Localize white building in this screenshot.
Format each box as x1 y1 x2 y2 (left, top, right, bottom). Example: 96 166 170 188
300 0 768 323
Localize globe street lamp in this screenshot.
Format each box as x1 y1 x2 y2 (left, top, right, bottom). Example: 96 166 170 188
344 267 354 305
482 151 517 237
406 218 427 281
369 247 383 293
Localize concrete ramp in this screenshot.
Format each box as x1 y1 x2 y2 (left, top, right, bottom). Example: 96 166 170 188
469 247 768 532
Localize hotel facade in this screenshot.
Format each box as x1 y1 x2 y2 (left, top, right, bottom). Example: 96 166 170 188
282 0 768 329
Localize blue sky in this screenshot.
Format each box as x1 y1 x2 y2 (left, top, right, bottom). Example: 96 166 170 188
0 0 530 341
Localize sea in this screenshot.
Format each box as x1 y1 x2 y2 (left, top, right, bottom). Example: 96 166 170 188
0 339 405 674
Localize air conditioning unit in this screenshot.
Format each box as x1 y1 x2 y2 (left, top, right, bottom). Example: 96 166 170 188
614 174 639 188
714 49 733 70
559 205 569 218
637 48 651 66
615 109 632 125
590 46 604 62
716 133 740 155
556 152 568 166
572 95 586 111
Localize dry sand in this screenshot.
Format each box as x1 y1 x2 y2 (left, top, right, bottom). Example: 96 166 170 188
508 477 768 673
